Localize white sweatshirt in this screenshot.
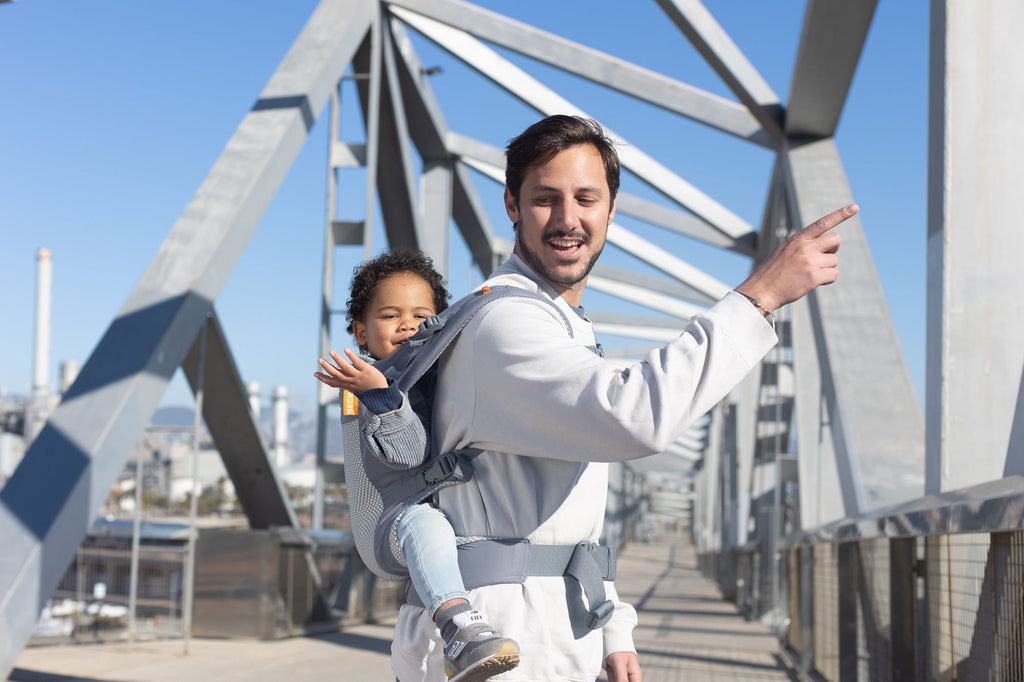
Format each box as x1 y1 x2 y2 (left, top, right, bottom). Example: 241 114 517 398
390 255 777 681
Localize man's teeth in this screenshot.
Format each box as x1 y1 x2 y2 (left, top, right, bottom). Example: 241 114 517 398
550 239 581 248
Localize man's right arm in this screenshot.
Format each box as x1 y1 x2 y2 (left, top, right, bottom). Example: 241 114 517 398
735 203 856 314
441 291 775 465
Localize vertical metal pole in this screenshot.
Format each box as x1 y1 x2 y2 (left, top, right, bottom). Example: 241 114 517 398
890 537 917 680
800 546 815 674
313 84 341 532
74 551 84 639
182 317 209 654
769 315 787 628
721 404 734 549
128 443 144 641
362 6 382 259
837 541 859 681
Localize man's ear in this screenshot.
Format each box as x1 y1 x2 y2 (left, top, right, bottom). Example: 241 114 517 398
353 320 367 348
608 198 616 225
503 187 518 223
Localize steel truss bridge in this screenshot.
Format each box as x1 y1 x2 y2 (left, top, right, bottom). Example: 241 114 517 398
3 1 1023 679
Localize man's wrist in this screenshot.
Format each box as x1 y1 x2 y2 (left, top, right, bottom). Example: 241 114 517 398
734 290 776 331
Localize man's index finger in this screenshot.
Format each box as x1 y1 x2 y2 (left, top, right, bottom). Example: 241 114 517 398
805 203 859 238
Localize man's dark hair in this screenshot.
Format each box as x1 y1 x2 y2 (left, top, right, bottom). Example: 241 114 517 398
504 115 620 206
345 250 450 337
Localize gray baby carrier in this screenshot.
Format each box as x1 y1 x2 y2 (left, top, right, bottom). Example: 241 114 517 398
342 285 570 581
342 284 618 630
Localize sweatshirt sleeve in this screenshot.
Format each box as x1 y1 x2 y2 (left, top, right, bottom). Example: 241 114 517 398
358 389 429 469
602 581 638 660
442 290 777 463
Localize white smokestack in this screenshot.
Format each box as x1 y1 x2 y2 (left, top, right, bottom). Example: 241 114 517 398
25 248 53 445
60 360 80 395
247 381 261 422
32 248 52 400
272 385 289 467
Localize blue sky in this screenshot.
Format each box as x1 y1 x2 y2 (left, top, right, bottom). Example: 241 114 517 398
0 1 928 414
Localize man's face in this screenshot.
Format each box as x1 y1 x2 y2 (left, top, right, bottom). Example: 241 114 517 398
506 144 615 306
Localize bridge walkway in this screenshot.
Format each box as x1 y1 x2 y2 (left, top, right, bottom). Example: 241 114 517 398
10 532 794 681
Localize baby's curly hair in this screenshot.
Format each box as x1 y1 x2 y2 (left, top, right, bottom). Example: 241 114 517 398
345 250 450 339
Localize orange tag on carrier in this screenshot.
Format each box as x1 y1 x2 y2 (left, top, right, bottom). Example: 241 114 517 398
342 390 359 416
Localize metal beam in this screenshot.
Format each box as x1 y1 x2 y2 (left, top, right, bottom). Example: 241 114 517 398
592 263 716 307
388 4 755 242
783 137 923 514
181 313 297 530
587 274 706 320
0 1 375 675
786 0 878 137
353 15 427 254
389 16 450 161
614 193 757 256
731 367 761 546
451 160 499 277
653 0 785 144
926 0 1024 491
447 131 757 256
386 0 773 147
606 223 730 301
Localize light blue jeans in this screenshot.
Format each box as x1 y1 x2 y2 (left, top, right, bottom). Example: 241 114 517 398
395 503 468 616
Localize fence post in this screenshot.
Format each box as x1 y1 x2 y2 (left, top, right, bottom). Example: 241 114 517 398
800 545 815 674
837 541 860 681
890 537 917 680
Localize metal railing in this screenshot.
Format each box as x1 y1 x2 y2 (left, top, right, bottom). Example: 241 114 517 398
34 542 188 644
700 474 1024 681
30 523 402 646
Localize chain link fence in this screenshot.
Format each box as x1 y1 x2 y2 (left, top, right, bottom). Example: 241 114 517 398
700 477 1024 681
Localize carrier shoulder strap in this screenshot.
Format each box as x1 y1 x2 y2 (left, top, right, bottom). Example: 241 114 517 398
373 283 575 393
368 284 575 503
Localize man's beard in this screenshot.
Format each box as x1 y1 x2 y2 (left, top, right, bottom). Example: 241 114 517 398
515 229 603 288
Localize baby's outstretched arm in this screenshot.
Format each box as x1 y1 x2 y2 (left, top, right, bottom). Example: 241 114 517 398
314 349 388 393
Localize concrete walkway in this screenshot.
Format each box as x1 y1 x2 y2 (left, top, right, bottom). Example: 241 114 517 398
610 539 796 681
11 536 795 681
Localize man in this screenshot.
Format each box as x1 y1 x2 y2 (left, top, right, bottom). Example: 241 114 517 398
390 115 852 681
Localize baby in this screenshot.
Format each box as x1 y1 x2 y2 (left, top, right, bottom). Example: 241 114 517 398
315 250 519 681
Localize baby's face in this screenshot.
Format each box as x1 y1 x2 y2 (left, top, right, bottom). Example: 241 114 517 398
354 272 437 360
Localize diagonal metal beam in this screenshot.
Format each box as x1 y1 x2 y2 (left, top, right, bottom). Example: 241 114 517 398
388 4 755 243
654 0 785 144
448 132 758 256
386 0 773 147
606 223 731 301
389 16 451 160
783 137 923 515
592 263 716 307
181 313 297 530
0 1 375 676
786 0 878 137
451 160 499 277
587 274 706 320
614 193 757 256
353 15 427 255
389 17 461 273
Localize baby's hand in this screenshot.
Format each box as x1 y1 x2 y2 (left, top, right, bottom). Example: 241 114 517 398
314 349 388 393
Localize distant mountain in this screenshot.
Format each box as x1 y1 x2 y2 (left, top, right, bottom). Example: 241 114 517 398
152 406 194 428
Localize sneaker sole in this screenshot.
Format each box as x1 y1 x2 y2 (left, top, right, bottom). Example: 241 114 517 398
446 641 520 682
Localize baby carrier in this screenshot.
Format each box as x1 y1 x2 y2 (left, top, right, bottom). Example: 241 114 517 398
341 284 618 630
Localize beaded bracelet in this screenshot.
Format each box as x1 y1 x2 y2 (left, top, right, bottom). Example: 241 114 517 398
736 291 776 332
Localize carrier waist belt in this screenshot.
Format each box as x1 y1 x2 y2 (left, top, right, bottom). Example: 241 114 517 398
405 539 617 630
